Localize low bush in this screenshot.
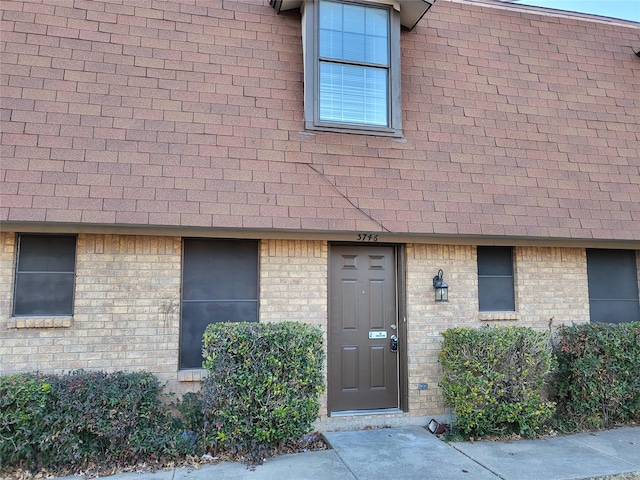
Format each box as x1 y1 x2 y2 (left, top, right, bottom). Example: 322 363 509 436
438 326 556 439
0 370 186 473
0 374 51 467
201 321 325 464
174 391 206 453
553 322 640 431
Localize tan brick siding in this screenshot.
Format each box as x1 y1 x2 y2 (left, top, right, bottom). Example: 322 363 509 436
260 240 327 325
0 232 183 391
260 239 329 419
405 244 591 417
515 247 589 328
406 244 479 416
0 233 633 423
0 233 16 331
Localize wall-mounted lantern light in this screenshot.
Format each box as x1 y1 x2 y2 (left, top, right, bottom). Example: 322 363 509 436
433 269 449 302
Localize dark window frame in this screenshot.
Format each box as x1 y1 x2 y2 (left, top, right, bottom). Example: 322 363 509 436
586 249 640 324
477 246 516 312
13 233 77 317
302 0 403 137
179 238 260 370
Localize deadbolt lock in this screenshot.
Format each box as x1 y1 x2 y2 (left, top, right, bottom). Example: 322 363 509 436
390 335 398 353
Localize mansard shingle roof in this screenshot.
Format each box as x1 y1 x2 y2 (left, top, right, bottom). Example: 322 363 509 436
1 0 639 243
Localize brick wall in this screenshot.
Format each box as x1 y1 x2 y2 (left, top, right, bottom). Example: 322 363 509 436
406 244 479 415
0 232 183 391
515 247 589 328
260 239 329 418
260 239 327 325
0 232 632 421
0 235 331 396
405 243 590 417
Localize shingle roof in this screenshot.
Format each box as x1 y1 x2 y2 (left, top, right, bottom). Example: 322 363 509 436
1 0 639 243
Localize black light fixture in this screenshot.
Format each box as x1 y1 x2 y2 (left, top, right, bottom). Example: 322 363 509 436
433 269 449 302
427 418 447 434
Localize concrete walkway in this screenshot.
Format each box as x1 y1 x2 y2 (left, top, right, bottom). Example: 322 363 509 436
50 425 639 480
449 426 640 480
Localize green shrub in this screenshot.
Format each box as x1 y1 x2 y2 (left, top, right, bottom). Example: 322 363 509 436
0 373 51 467
175 391 205 434
438 326 556 438
201 321 325 464
0 370 186 473
554 322 640 431
174 391 206 453
46 370 182 465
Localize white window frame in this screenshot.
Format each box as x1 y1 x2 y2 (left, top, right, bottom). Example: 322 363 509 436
302 0 402 136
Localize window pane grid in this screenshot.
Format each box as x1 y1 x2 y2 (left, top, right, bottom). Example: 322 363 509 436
180 238 258 369
319 62 388 126
477 246 515 312
319 2 389 66
318 0 390 128
14 234 76 317
587 249 639 323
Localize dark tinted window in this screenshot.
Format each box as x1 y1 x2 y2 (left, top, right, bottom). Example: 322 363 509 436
587 249 639 324
478 246 515 312
180 238 259 369
14 234 76 316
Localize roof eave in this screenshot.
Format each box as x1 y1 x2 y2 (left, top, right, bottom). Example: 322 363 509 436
270 0 435 31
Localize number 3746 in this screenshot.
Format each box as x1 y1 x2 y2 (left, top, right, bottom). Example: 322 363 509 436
356 233 379 242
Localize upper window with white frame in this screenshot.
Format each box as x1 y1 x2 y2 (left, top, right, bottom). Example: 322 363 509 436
302 0 402 136
13 234 77 316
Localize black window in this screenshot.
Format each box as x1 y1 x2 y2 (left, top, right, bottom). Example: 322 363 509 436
13 234 76 316
587 249 639 324
477 246 515 312
180 238 259 369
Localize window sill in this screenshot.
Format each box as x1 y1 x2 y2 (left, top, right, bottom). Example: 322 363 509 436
177 369 208 382
478 312 521 322
9 316 73 329
305 121 403 138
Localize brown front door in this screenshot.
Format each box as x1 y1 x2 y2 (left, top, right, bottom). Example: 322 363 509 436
329 244 399 413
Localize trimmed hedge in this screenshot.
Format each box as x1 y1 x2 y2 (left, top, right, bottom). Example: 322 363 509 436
554 322 640 431
438 326 556 438
201 321 325 464
0 373 50 468
0 370 187 473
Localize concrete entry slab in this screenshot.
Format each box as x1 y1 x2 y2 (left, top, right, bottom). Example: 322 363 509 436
323 426 499 480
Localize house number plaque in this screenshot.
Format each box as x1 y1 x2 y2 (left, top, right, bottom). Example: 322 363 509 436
356 233 379 242
368 331 387 339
